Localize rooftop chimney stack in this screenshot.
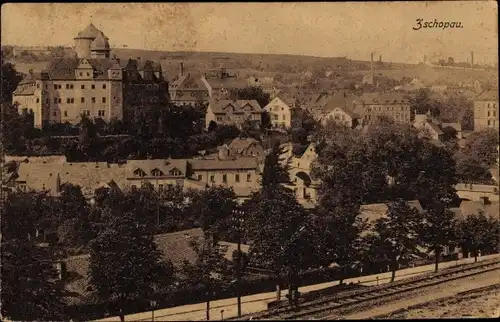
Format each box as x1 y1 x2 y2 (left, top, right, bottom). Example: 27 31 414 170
370 52 374 85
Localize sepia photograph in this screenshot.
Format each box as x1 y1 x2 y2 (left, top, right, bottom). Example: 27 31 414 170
0 2 499 321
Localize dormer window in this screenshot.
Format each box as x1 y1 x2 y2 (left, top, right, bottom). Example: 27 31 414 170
170 169 181 176
134 168 146 177
151 168 164 177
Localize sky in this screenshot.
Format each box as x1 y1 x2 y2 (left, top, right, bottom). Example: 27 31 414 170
1 2 498 64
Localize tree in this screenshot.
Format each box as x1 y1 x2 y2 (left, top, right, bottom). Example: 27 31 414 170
458 212 496 262
188 186 238 245
1 52 23 103
368 199 422 282
229 86 271 109
88 212 173 322
261 142 291 189
409 88 442 115
418 202 458 272
180 237 232 320
1 238 66 321
461 129 499 169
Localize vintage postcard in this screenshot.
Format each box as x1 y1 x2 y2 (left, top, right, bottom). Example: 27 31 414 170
1 2 498 321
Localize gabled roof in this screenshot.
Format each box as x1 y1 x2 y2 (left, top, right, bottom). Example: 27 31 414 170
475 89 498 101
229 138 261 153
209 99 262 114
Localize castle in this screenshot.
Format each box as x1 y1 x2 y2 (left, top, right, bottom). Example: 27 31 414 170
12 23 169 128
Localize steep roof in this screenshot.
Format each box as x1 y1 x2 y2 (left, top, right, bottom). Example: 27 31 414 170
229 138 261 153
209 99 262 114
189 156 259 171
90 32 110 50
125 159 188 178
75 23 103 39
475 89 499 101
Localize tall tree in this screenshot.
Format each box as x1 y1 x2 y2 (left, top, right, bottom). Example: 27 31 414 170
458 212 496 262
1 52 23 103
261 142 291 189
418 202 458 272
88 212 173 322
369 199 422 282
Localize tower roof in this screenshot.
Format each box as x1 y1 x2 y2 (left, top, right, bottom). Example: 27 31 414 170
90 32 110 51
75 23 104 39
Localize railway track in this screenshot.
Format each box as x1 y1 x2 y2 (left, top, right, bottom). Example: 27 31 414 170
234 258 500 320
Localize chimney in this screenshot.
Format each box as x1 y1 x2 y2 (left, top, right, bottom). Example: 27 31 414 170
379 55 382 63
471 51 474 66
180 62 184 76
370 52 374 85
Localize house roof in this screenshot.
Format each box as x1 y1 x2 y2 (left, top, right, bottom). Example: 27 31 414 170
16 162 127 198
353 92 410 105
209 99 262 114
475 89 498 101
359 200 423 224
90 32 110 50
189 156 259 171
13 85 36 96
206 77 248 90
62 228 249 303
4 155 67 164
442 122 462 132
125 159 188 178
229 138 261 154
427 122 444 135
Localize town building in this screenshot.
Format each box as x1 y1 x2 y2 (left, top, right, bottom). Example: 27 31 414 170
319 94 360 128
202 67 248 100
13 153 262 202
205 99 262 130
228 137 265 161
169 64 210 106
413 111 463 142
351 92 412 125
263 96 296 129
280 142 320 208
473 89 499 131
12 23 168 128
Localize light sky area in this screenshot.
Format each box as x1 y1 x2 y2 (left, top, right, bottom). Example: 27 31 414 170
1 2 498 64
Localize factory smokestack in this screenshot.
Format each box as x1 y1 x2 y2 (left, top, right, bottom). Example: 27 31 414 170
471 51 474 66
379 55 382 63
370 52 374 85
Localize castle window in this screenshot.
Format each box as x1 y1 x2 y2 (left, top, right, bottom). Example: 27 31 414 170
98 110 105 117
92 97 96 103
170 169 181 176
102 97 106 103
235 174 240 182
67 98 71 103
36 98 40 103
222 174 227 183
70 98 74 103
58 85 62 89
210 175 215 183
91 84 95 89
54 84 58 90
102 84 106 89
81 97 85 103
64 111 68 117
247 174 251 182
197 174 202 181
81 85 85 89
488 111 490 117
66 84 70 89
70 84 74 89
87 73 90 76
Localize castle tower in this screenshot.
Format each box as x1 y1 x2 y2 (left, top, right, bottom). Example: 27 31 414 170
74 23 110 59
90 32 111 58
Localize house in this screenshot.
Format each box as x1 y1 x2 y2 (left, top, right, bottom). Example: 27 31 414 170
263 96 295 129
413 112 444 142
454 183 499 203
351 92 412 125
320 94 360 128
205 99 262 129
473 89 499 131
280 142 320 207
12 23 167 128
13 154 262 202
228 137 265 161
169 68 210 106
